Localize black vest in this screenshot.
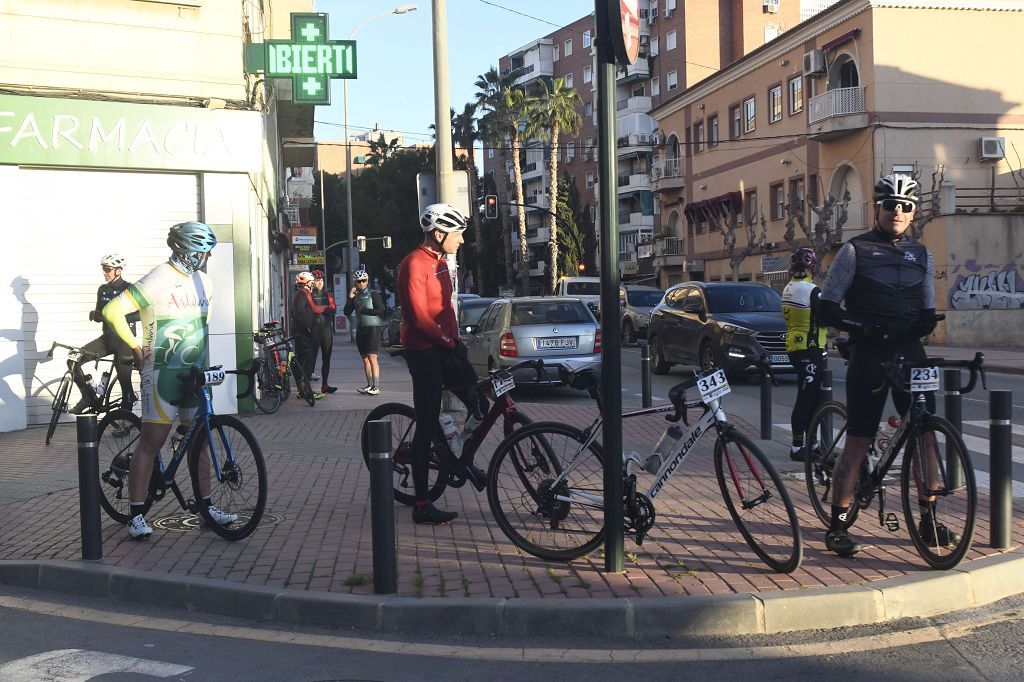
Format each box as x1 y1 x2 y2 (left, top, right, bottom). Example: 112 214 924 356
846 230 928 322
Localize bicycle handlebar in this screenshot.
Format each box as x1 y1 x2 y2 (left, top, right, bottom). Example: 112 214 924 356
879 351 987 395
173 364 256 403
665 355 770 423
463 359 548 396
47 341 101 362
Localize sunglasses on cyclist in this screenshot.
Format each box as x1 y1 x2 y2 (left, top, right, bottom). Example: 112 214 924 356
878 199 915 213
101 266 117 273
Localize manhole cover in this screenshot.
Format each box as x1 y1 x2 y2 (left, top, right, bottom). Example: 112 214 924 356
152 511 285 532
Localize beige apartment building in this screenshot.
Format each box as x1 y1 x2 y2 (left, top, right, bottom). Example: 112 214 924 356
649 0 1024 345
0 0 315 430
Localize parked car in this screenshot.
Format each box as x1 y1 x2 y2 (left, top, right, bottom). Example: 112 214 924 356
554 276 601 316
617 284 665 345
458 297 497 337
646 281 790 376
463 297 601 383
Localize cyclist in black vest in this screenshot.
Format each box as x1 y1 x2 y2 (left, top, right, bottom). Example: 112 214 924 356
70 254 139 414
309 270 338 395
818 173 945 557
343 268 386 395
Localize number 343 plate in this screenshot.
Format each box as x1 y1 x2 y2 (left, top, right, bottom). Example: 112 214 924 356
696 368 731 403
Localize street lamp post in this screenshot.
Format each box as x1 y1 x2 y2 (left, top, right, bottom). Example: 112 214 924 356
343 4 417 339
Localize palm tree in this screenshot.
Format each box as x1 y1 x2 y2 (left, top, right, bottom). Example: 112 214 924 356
474 66 517 290
452 102 484 294
531 77 582 293
365 133 400 166
495 86 540 295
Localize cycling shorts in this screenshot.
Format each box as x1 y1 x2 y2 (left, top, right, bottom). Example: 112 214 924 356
845 339 934 437
139 366 199 425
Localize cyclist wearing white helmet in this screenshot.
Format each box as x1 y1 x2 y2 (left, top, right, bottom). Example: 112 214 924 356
289 271 321 401
343 268 386 394
102 221 237 540
818 173 944 558
69 254 140 414
396 203 486 525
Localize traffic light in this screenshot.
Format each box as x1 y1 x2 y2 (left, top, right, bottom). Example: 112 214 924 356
356 235 367 252
578 263 586 273
484 194 498 219
382 236 392 249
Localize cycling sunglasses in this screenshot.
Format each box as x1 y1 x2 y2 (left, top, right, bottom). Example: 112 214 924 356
878 199 916 213
101 266 117 273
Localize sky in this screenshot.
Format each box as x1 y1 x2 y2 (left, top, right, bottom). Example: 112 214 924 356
312 0 593 145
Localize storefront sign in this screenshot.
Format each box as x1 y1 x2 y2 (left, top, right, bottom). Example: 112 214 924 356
296 250 325 265
291 226 318 245
0 94 261 171
256 13 356 105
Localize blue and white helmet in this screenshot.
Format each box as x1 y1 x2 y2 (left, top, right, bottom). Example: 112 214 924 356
354 269 369 282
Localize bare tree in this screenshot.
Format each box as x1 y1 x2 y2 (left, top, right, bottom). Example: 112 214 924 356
701 198 767 282
910 165 945 239
783 180 851 278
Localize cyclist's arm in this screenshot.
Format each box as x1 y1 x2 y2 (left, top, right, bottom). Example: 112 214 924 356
342 296 356 316
101 296 141 350
397 257 456 349
818 243 872 334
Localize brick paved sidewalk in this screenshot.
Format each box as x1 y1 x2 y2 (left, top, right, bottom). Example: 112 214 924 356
1 337 1020 601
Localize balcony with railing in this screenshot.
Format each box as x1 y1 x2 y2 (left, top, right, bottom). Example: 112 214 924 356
807 87 868 140
651 158 684 193
617 131 656 153
621 212 654 230
616 95 652 114
617 59 650 83
653 235 686 268
617 172 651 194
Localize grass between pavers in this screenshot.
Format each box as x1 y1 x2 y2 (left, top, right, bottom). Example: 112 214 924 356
344 573 373 587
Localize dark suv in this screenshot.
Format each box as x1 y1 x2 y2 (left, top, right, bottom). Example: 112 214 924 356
646 281 790 375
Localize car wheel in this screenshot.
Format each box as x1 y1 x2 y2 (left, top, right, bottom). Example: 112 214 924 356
699 340 720 373
621 320 635 346
649 336 670 375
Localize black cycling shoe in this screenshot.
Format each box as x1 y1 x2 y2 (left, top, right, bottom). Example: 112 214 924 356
825 530 863 558
69 396 99 414
466 464 487 492
919 519 961 547
412 504 458 525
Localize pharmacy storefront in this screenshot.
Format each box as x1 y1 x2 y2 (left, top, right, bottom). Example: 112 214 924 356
0 94 273 431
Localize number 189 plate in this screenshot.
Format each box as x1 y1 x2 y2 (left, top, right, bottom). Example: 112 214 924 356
696 368 730 403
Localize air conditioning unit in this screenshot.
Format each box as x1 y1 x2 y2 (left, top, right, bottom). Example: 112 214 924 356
637 133 652 144
651 134 663 146
764 0 780 14
664 9 674 18
803 49 826 76
980 136 1006 160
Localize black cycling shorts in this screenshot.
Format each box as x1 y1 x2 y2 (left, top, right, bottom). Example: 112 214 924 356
845 339 935 437
356 326 380 355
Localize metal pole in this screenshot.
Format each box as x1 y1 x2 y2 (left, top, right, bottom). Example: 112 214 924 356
343 78 356 341
989 390 1013 549
943 369 964 490
596 0 623 573
759 364 772 440
431 0 454 205
640 343 651 408
367 419 397 594
77 414 102 561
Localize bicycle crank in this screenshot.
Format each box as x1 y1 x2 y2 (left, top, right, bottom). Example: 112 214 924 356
624 492 656 546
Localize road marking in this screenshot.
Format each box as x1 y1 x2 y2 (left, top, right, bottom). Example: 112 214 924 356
0 649 191 681
0 594 1021 663
963 420 1024 437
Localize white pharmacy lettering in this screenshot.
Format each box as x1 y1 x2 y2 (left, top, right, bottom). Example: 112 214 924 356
269 43 353 75
950 267 1024 310
0 111 234 158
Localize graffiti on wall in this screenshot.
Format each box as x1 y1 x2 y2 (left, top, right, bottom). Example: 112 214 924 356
949 266 1024 310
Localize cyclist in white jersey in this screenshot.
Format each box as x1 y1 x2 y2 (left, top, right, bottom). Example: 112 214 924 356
102 222 237 540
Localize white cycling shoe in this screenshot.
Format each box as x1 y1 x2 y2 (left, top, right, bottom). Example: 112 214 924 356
127 514 153 540
206 505 238 525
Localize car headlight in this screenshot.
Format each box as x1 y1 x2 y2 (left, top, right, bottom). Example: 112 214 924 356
720 323 757 336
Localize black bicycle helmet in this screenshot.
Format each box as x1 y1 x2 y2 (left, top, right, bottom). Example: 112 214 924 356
790 247 816 275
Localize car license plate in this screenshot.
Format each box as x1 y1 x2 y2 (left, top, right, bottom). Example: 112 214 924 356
491 371 515 397
537 337 577 349
696 368 731 403
769 353 789 364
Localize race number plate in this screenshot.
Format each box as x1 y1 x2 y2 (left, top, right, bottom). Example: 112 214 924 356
203 369 226 386
696 368 730 403
909 366 939 392
491 371 515 397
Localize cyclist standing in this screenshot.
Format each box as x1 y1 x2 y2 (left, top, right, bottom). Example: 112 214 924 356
101 222 237 540
343 268 386 395
782 248 827 462
309 270 338 395
396 203 486 525
70 254 139 414
818 173 944 557
289 272 321 401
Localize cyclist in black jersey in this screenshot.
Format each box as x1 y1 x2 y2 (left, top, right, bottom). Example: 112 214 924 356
818 173 945 557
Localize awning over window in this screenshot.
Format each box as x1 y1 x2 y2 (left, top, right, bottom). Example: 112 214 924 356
822 29 860 51
684 191 741 217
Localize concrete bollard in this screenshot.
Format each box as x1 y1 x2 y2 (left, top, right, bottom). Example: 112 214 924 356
943 369 964 490
77 414 102 561
367 419 397 594
989 390 1013 549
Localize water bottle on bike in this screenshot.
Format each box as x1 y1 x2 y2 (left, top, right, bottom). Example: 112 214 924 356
644 424 683 475
439 414 462 454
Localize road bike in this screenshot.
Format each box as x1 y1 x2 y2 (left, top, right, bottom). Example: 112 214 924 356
804 350 985 569
359 359 547 506
44 341 135 445
486 359 803 572
96 363 267 540
251 322 316 410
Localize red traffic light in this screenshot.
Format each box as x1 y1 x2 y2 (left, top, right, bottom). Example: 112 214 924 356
485 194 498 219
578 263 585 273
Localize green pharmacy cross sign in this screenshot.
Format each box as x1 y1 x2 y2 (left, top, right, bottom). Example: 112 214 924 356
259 13 356 105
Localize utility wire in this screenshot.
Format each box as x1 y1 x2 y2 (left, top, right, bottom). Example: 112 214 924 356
478 0 564 27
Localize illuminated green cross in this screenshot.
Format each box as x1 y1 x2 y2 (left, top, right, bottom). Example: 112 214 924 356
258 13 357 105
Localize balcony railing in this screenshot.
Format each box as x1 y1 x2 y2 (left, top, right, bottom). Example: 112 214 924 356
658 236 684 256
807 87 865 124
650 158 682 180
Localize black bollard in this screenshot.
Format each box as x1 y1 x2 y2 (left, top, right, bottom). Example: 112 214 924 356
367 419 397 594
77 414 102 561
989 390 1013 549
640 343 652 408
821 367 833 435
760 364 772 440
943 369 964 490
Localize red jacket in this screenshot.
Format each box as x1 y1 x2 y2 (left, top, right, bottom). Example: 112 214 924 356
396 245 457 351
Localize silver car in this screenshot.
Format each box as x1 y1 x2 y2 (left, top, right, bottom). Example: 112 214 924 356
464 297 601 383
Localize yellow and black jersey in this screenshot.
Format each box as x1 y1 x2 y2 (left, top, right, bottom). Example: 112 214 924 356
782 277 826 352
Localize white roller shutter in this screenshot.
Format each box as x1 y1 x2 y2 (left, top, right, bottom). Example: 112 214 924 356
19 169 200 425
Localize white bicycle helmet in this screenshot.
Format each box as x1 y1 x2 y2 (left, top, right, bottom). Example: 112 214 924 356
100 253 126 269
420 203 468 233
295 271 314 286
354 269 369 281
874 173 919 204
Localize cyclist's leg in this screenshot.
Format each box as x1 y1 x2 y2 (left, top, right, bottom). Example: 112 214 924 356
441 348 486 419
789 349 823 458
106 333 136 410
893 341 945 514
70 337 106 410
404 347 454 521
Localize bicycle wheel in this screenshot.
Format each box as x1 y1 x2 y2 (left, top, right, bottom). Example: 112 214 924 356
714 428 802 573
189 414 268 541
97 409 147 524
361 403 449 506
803 401 859 529
45 375 73 445
253 359 283 414
487 421 606 562
900 416 976 570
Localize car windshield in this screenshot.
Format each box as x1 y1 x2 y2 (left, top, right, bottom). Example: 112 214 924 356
460 305 490 326
627 290 664 307
566 282 600 295
512 301 592 325
705 286 782 313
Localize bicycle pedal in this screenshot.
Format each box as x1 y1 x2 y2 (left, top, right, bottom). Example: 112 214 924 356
883 512 900 532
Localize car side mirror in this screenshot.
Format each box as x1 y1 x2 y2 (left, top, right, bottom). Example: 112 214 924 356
682 302 701 314
464 324 477 335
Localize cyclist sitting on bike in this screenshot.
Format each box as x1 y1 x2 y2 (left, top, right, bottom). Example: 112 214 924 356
818 173 946 557
290 271 321 401
102 221 237 540
396 203 487 525
70 254 140 414
782 247 828 462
